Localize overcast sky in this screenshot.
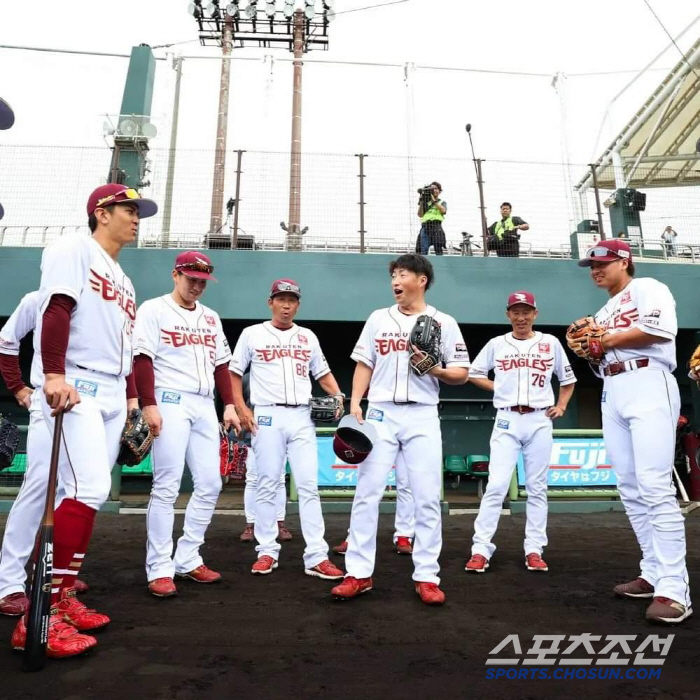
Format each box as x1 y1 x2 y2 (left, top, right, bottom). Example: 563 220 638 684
1 0 698 247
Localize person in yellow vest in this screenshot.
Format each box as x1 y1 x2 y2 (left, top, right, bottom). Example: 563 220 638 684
417 182 447 256
487 202 529 257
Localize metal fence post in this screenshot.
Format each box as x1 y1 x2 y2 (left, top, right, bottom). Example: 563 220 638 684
232 149 245 249
589 163 606 240
356 153 367 253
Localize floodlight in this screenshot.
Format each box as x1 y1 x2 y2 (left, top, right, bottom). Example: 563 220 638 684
304 4 315 19
225 2 240 16
265 1 276 18
283 2 294 17
245 0 258 19
324 8 335 21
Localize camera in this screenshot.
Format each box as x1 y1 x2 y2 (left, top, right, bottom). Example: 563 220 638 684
417 185 434 210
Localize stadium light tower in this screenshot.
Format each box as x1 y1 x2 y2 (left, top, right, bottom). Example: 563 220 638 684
187 0 333 248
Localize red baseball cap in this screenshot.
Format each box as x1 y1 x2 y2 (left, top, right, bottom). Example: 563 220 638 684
578 239 632 267
270 278 301 299
86 183 158 219
507 291 537 309
174 251 217 281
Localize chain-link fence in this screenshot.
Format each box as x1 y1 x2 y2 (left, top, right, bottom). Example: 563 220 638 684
1 144 700 260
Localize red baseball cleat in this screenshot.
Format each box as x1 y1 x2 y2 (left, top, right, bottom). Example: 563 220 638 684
251 555 278 575
12 610 97 659
395 536 413 555
465 554 489 573
646 597 693 625
331 576 373 600
305 559 344 580
148 577 178 598
277 522 293 541
415 582 446 605
525 553 549 572
0 592 29 616
55 587 110 631
176 565 222 583
239 524 255 542
613 577 654 599
332 540 348 555
73 578 89 594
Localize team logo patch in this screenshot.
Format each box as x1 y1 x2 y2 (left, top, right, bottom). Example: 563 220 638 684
538 342 550 353
298 334 308 344
204 315 216 326
74 379 98 397
367 408 384 422
620 291 631 304
564 365 573 376
162 391 181 404
601 391 606 403
258 416 272 426
497 419 510 430
456 343 467 352
646 309 661 318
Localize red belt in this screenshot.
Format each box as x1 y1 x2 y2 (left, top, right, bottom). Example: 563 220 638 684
508 406 538 414
603 358 650 377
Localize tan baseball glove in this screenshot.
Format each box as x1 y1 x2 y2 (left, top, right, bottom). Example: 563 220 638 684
689 344 700 384
566 317 608 363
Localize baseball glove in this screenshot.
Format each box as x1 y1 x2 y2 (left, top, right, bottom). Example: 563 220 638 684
409 314 442 376
309 395 345 422
0 415 19 469
566 316 608 363
117 408 155 467
689 344 700 383
219 423 248 480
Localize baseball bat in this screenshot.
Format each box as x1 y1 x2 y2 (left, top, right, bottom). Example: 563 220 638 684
23 411 63 672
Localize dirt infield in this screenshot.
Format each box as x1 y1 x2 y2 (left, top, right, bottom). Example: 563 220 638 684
0 511 697 700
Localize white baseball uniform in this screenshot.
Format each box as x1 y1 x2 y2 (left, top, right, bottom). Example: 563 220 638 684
229 321 331 569
345 304 470 584
469 332 576 559
593 277 690 607
0 292 56 600
36 234 134 510
133 294 231 581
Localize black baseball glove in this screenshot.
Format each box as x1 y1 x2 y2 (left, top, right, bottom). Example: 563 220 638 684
309 395 345 422
117 409 155 467
0 415 19 469
409 315 442 376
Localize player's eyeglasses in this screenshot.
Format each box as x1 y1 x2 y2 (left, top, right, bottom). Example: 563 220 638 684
176 261 214 274
95 188 140 208
586 246 629 259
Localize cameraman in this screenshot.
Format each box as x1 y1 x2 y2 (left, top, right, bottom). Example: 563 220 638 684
416 181 447 256
487 202 529 257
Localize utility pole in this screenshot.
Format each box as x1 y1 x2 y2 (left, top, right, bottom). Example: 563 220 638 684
209 13 234 236
285 9 305 251
162 54 183 247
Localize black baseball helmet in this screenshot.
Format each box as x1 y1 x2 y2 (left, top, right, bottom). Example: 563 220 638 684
0 98 15 130
333 415 378 465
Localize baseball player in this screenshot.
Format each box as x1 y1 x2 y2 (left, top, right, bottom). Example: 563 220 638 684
465 291 576 574
11 183 157 659
574 239 691 624
133 251 239 598
230 278 344 580
332 454 415 556
0 292 94 617
331 254 470 605
238 371 291 543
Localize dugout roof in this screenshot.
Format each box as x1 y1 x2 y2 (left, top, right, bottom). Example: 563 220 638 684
577 36 700 192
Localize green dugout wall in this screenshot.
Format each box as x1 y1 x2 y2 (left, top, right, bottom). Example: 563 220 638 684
1 248 699 453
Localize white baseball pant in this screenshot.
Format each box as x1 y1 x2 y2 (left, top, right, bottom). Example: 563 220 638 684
345 402 443 584
252 405 329 569
243 447 287 524
38 366 125 511
146 390 221 581
471 409 553 559
0 394 55 598
602 369 691 607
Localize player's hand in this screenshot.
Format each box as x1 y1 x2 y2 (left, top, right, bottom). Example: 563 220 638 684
43 374 81 415
409 344 428 368
350 401 364 424
237 405 257 436
546 405 566 419
223 404 242 435
142 405 163 438
126 398 139 412
14 387 33 410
